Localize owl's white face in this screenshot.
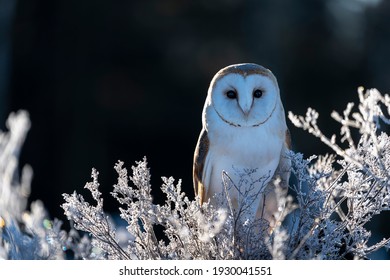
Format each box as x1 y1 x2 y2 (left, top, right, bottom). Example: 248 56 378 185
206 65 279 128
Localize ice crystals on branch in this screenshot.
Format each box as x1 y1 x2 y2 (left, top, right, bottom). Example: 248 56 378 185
0 111 66 259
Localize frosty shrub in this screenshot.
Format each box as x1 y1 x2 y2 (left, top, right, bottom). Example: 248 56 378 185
0 111 66 259
286 87 390 259
62 87 390 260
2 87 390 259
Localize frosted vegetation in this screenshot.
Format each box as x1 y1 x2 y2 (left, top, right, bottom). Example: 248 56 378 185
1 87 390 259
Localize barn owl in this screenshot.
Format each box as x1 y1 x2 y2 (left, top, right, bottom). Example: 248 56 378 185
193 63 291 225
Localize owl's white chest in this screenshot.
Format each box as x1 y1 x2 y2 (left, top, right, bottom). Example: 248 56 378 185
203 107 284 205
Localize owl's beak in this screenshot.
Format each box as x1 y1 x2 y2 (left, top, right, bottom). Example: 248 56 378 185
239 98 252 117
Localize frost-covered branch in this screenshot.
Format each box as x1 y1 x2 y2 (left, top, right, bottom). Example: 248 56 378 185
288 88 390 258
0 111 66 259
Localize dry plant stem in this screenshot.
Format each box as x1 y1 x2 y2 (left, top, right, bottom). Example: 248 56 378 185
288 219 320 260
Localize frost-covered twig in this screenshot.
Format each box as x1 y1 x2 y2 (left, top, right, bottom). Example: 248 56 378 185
0 111 66 259
63 167 131 259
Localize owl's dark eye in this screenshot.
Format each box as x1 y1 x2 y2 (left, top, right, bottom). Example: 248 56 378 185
226 90 237 99
253 89 263 98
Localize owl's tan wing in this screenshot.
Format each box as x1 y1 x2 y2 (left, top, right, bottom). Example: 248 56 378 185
285 128 292 150
278 128 292 185
193 129 209 204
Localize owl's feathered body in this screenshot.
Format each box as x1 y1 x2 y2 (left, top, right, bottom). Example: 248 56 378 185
193 63 290 224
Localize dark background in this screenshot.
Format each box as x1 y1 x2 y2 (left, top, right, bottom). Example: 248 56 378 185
1 0 390 258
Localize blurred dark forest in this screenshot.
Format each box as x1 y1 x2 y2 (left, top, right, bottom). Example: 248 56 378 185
1 0 390 258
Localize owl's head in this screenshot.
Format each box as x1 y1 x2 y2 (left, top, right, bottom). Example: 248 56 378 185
205 63 281 127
